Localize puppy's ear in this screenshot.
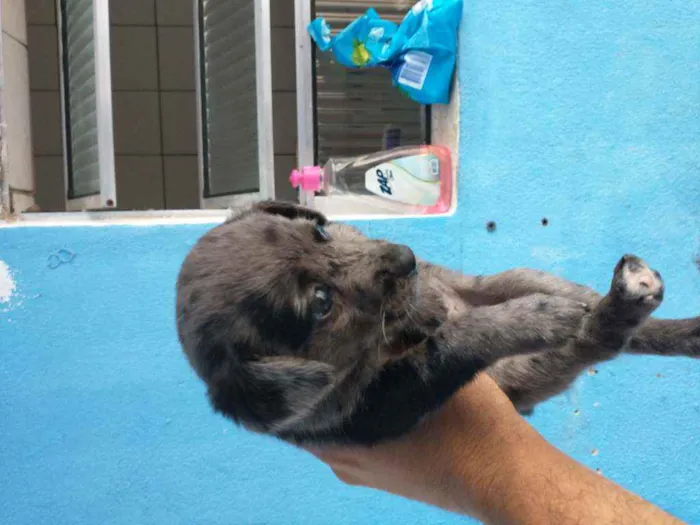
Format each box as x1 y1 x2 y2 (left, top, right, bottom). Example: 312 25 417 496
209 356 335 433
253 200 328 225
247 357 335 426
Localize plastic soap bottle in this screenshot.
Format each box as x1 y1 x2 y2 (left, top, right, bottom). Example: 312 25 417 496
289 145 453 215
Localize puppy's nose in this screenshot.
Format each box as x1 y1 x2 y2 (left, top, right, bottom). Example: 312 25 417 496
388 244 417 277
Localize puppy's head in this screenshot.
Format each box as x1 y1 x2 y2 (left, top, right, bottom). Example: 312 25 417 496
176 201 429 435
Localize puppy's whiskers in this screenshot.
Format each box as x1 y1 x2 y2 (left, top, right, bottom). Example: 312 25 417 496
380 303 389 346
404 302 420 329
408 301 423 319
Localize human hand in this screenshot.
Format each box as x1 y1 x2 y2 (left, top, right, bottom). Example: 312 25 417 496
305 373 533 520
305 373 684 525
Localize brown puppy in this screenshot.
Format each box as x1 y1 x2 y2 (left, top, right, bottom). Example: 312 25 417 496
176 201 697 445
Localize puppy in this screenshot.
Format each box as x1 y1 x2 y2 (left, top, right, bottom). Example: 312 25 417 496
176 201 699 445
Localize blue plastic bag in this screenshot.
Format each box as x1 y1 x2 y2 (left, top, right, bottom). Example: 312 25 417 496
308 0 463 105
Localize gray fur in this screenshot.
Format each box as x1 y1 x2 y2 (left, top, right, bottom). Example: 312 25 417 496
176 201 698 443
485 255 665 411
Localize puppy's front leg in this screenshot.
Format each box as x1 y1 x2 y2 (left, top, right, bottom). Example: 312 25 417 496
445 265 699 359
489 254 665 413
330 294 588 445
433 293 591 364
446 267 602 307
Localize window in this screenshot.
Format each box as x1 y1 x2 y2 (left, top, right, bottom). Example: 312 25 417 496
312 1 431 165
10 0 275 216
196 0 275 209
295 0 457 218
2 0 457 221
59 0 117 211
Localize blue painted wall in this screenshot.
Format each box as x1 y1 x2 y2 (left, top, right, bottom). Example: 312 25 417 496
1 1 699 523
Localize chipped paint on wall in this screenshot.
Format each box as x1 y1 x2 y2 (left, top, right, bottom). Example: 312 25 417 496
0 260 16 304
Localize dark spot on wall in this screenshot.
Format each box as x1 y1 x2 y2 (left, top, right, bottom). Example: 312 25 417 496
541 217 549 226
486 221 496 233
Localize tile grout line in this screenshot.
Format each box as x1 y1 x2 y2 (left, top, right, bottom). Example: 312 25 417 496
152 1 168 209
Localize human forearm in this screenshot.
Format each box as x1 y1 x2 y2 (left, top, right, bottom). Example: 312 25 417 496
456 413 683 525
419 376 684 525
310 374 684 525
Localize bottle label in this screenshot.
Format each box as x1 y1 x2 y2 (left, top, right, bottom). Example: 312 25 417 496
364 154 441 206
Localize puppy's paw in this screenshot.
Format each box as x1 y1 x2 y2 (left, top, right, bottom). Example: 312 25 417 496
611 255 664 316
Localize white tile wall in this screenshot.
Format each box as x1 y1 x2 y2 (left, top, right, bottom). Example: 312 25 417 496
163 154 199 209
113 91 162 154
2 0 35 210
274 154 297 201
109 0 156 26
26 25 58 89
110 26 159 90
270 0 294 28
270 20 298 202
25 0 55 25
160 91 196 154
155 0 193 26
157 26 195 90
2 0 27 44
115 155 164 210
29 90 62 155
33 155 64 211
272 91 297 155
271 27 296 91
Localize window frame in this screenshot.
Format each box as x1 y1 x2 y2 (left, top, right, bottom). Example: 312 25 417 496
0 0 458 224
57 0 117 212
194 0 276 210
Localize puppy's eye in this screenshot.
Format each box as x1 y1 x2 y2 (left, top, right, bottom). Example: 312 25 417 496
311 286 333 320
313 224 332 242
